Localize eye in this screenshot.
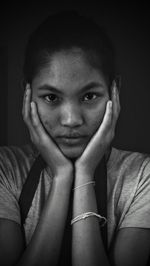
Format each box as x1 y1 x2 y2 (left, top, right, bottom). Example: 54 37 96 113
44 94 59 103
83 92 99 102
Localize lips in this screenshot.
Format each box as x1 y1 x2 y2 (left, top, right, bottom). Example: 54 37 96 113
56 135 86 145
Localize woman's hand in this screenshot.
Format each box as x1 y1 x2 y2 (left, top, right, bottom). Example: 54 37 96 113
75 82 120 179
22 84 73 178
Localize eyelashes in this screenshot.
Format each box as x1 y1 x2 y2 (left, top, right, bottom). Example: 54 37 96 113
41 92 102 105
44 94 59 103
82 92 100 102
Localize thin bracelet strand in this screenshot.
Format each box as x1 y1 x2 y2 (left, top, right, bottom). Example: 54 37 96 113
71 212 107 226
73 181 95 191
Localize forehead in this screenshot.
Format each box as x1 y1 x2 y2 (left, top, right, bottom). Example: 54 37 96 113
32 48 107 90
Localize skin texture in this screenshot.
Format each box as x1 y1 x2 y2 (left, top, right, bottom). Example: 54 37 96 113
31 49 110 160
1 47 150 266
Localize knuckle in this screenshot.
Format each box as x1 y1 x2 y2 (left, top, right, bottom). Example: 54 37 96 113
41 135 48 145
22 109 26 120
23 112 29 122
30 135 34 143
30 134 38 145
25 119 30 128
111 130 115 139
32 119 38 128
30 133 34 143
22 115 25 122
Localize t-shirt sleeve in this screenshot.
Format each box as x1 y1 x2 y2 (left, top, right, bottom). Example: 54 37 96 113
0 152 21 225
120 158 150 229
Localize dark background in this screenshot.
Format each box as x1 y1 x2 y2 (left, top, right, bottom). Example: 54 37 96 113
1 2 150 153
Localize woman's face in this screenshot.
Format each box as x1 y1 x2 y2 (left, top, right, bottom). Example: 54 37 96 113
31 49 110 159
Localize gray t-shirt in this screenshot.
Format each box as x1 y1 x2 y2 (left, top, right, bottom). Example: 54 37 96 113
0 145 150 247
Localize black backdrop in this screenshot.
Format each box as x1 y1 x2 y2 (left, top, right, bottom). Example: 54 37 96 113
0 47 7 145
1 2 150 153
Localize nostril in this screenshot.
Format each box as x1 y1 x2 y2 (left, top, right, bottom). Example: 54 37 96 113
61 111 83 127
60 104 84 127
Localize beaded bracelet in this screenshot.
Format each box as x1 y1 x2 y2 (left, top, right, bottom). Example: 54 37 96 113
71 212 107 227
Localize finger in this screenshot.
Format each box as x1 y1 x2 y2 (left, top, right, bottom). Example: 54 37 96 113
82 101 112 156
25 86 32 121
99 100 113 135
22 85 39 141
30 101 46 138
111 81 118 117
30 102 54 148
23 84 32 123
88 101 112 148
22 83 30 118
111 82 120 129
30 101 65 165
116 86 121 114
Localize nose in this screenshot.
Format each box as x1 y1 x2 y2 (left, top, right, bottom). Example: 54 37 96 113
60 102 84 128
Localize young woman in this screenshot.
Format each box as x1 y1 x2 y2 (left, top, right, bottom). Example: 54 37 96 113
0 11 150 266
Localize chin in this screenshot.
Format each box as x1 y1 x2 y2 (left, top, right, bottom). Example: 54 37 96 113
59 144 85 159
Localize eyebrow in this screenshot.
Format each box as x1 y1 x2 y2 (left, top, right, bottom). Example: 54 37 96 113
37 81 104 94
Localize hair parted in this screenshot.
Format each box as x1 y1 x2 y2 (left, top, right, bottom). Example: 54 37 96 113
23 10 116 87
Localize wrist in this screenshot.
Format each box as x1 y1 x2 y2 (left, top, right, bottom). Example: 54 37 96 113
54 169 74 188
57 166 74 182
75 169 94 186
46 164 73 179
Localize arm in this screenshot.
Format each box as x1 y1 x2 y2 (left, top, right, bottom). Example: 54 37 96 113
0 85 74 266
109 227 150 266
72 82 150 266
72 173 150 266
72 82 115 266
18 168 73 266
109 158 150 266
72 170 109 266
72 91 116 266
0 170 73 266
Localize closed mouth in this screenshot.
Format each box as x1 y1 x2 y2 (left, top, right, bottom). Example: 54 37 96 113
57 133 86 138
56 136 86 145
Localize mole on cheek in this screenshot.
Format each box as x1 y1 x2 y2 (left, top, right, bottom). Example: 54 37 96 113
44 120 49 126
44 119 53 129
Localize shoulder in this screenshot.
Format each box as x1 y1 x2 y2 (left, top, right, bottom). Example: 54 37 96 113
108 147 150 225
0 143 37 161
0 144 38 186
107 147 150 217
0 143 38 165
108 147 150 179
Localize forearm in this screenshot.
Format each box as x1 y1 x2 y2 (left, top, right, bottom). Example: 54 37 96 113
72 171 109 266
17 170 73 266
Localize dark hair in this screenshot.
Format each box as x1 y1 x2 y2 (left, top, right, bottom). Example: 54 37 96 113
23 10 116 88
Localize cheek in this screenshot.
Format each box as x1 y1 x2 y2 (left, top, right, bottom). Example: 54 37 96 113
36 104 56 134
89 99 108 124
89 111 104 132
86 100 107 135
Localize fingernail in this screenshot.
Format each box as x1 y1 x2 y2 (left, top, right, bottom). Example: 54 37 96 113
113 80 116 87
31 101 34 108
26 84 31 92
113 83 116 94
109 101 112 108
25 84 31 97
111 80 116 92
115 76 121 94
